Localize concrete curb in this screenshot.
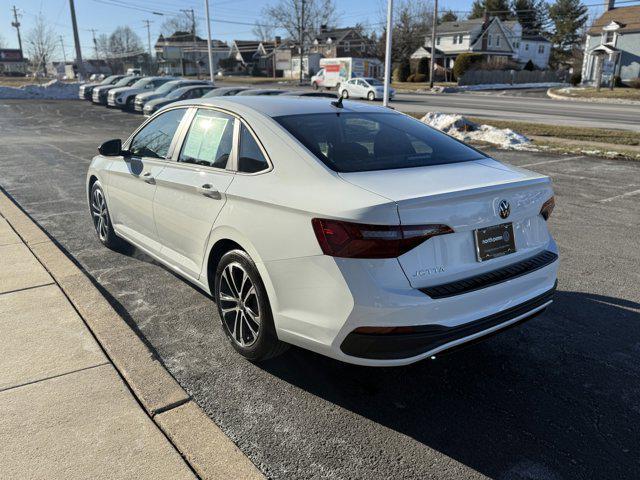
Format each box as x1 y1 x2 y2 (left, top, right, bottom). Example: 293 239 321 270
0 188 265 480
546 87 640 105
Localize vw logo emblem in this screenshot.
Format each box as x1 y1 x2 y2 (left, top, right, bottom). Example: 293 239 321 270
498 200 510 219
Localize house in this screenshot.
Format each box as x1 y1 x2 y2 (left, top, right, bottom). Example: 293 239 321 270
0 49 28 76
581 1 640 85
411 16 551 70
229 40 265 72
155 31 230 76
49 60 111 79
310 26 376 58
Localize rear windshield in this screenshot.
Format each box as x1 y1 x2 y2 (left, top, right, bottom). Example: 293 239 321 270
275 112 485 172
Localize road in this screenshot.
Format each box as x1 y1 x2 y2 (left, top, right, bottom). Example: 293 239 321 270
1 100 639 480
389 92 640 131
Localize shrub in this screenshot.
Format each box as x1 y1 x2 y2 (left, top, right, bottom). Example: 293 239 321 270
393 59 411 82
523 60 536 71
612 75 624 87
452 53 483 79
411 73 427 82
629 77 640 89
570 72 582 86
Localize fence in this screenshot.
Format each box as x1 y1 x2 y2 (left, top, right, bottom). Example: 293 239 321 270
459 69 568 86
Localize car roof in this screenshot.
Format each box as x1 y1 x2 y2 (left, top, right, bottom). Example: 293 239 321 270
174 95 392 118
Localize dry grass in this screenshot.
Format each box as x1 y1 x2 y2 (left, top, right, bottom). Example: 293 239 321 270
551 87 640 100
392 81 456 91
465 118 640 146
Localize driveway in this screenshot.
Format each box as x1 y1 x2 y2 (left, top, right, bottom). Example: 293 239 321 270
1 100 639 479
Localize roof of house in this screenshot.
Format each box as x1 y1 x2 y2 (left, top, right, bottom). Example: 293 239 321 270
587 6 640 35
156 31 227 49
522 34 551 42
437 18 485 34
314 27 366 44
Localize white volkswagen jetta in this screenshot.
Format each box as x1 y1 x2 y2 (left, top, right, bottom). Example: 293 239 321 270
87 96 558 366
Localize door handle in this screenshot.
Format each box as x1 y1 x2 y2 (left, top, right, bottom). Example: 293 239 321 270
141 171 155 185
197 184 221 199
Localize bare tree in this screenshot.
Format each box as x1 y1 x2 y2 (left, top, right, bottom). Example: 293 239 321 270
160 14 196 36
253 22 275 42
106 26 144 73
376 0 433 62
262 0 337 42
25 14 58 76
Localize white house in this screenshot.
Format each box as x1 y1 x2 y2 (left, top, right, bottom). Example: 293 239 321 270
581 2 640 85
155 32 230 76
412 16 551 70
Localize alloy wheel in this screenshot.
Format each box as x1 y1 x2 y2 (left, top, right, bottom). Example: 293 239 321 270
219 262 261 347
90 187 109 242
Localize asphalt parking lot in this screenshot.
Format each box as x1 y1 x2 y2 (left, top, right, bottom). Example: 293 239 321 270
1 99 639 480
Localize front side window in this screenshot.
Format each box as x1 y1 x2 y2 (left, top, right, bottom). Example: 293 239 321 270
538 44 545 54
238 125 269 173
275 112 485 173
129 108 186 159
436 36 441 45
496 35 501 46
179 109 235 168
604 31 614 44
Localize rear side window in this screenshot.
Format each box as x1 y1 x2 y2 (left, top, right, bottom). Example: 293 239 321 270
275 112 485 173
129 108 186 159
179 109 235 169
238 125 269 173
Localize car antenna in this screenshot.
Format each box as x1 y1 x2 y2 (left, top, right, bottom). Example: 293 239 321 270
331 95 343 109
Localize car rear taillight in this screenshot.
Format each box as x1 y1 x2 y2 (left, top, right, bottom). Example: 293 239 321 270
540 196 555 220
311 218 453 259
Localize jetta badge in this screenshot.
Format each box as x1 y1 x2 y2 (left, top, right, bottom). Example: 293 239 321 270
498 199 510 219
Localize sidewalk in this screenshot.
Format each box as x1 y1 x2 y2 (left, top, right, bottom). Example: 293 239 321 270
0 190 264 480
0 215 196 479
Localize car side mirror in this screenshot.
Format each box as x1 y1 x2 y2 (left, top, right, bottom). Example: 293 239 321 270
98 139 123 156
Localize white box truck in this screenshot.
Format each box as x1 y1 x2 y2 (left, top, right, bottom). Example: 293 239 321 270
311 58 382 90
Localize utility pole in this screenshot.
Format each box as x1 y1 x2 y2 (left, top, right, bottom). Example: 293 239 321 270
204 0 215 83
88 28 99 60
181 8 197 77
11 6 23 57
382 0 393 107
299 0 305 84
59 36 67 63
142 20 153 56
68 0 86 79
428 0 438 89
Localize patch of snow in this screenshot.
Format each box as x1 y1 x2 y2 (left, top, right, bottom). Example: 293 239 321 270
437 82 567 93
0 79 81 100
420 112 533 150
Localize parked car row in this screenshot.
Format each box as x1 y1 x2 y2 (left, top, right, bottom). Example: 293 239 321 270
79 76 338 116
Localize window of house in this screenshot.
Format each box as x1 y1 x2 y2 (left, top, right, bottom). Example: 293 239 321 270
514 41 519 49
436 36 441 45
360 43 365 52
538 44 545 54
496 36 501 46
452 35 457 45
179 109 235 169
458 34 464 43
488 34 493 46
344 41 350 51
524 43 529 51
603 31 615 44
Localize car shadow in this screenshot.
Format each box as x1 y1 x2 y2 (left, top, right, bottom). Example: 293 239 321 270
258 290 640 479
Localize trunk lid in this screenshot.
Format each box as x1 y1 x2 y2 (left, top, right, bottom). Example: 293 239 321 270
339 159 554 288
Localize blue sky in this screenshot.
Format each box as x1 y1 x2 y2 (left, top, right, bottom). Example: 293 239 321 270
2 0 611 61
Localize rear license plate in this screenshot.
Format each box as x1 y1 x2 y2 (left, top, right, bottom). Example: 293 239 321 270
474 222 516 261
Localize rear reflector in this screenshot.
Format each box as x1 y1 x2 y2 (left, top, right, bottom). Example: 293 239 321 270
540 196 555 220
311 218 453 258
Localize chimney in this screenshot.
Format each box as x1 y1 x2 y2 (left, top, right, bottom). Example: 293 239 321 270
606 0 615 10
483 11 490 28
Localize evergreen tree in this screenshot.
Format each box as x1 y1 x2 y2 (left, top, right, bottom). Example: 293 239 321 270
548 0 588 66
512 0 548 34
469 0 513 20
440 10 458 22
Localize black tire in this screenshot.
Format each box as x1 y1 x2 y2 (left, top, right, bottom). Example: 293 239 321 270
89 181 129 251
214 250 288 362
125 97 135 111
341 89 349 99
312 82 319 90
367 91 375 101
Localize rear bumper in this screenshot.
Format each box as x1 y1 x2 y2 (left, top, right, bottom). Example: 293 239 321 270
340 283 555 360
